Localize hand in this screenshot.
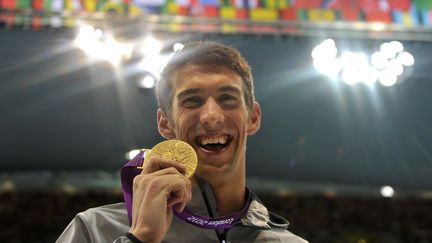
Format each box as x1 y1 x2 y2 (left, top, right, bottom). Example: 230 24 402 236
129 157 192 243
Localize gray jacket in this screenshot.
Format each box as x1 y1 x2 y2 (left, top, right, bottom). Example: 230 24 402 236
56 183 308 243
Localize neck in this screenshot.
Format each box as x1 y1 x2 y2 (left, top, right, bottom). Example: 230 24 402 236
211 166 246 215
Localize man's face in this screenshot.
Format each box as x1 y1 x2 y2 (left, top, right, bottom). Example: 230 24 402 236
158 64 261 182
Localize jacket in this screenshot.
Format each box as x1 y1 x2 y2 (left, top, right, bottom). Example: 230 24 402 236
56 182 308 243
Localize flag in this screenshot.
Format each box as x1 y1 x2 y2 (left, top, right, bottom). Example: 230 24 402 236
245 0 259 9
322 0 357 9
175 0 189 6
420 9 432 25
262 0 287 9
392 10 418 25
364 10 392 22
290 0 321 8
83 0 97 11
220 6 248 18
280 7 297 20
415 0 432 11
102 1 125 13
1 0 17 9
388 0 410 11
43 0 52 12
128 4 144 15
339 7 360 20
134 0 164 7
220 6 236 18
65 0 73 10
308 8 336 21
16 0 31 9
33 0 44 10
359 0 382 13
51 0 63 12
73 0 82 10
249 8 278 20
200 0 219 6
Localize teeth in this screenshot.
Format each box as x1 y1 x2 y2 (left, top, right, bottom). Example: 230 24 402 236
200 135 228 145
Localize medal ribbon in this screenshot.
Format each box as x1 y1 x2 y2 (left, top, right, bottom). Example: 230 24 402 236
121 150 145 225
121 151 251 230
172 196 251 229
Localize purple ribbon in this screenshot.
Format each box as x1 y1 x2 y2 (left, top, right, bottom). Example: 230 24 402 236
121 151 251 230
172 197 251 229
121 150 145 225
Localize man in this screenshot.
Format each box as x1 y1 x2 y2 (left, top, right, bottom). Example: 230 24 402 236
57 41 308 243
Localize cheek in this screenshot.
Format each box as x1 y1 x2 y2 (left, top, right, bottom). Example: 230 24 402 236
174 111 196 136
231 114 250 133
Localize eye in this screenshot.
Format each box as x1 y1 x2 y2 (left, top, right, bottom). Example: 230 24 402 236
218 94 239 106
182 96 203 108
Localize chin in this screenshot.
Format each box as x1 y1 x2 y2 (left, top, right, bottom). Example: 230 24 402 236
195 162 237 182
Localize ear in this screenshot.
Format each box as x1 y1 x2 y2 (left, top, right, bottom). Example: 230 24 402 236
157 109 175 139
247 101 261 135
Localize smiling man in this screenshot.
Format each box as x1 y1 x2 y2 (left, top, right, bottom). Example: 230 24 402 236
57 41 308 243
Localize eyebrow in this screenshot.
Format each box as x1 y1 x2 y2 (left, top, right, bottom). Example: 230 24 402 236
218 85 241 95
177 88 201 100
176 85 241 100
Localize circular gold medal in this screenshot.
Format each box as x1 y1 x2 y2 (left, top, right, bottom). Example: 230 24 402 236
144 139 197 178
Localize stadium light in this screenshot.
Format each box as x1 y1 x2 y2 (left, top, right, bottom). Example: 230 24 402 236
389 41 404 53
380 42 397 59
386 59 404 76
125 149 141 160
137 75 156 89
379 69 398 86
360 65 379 86
371 51 388 69
140 54 170 76
141 36 163 56
311 39 414 87
397 52 415 66
74 24 132 66
341 67 360 85
94 28 103 39
380 185 395 198
173 42 185 52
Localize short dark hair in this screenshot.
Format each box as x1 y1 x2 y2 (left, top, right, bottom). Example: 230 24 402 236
156 41 255 117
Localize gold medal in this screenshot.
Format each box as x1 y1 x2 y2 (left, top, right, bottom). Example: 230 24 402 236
142 139 197 178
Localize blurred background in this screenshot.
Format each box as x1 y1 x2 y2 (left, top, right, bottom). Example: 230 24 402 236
1 0 432 242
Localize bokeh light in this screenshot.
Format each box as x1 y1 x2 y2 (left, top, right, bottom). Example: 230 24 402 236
380 185 395 198
397 52 415 66
173 42 185 52
379 69 398 86
371 51 388 69
125 149 141 160
141 36 162 56
312 39 414 87
137 75 156 89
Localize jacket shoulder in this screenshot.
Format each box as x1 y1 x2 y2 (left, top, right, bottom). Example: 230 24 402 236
57 203 130 243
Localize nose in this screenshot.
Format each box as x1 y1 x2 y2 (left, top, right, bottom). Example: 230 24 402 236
200 97 224 129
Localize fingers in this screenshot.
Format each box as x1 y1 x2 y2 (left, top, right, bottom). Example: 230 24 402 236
133 167 192 212
129 156 192 243
167 177 192 212
141 156 191 210
142 156 186 175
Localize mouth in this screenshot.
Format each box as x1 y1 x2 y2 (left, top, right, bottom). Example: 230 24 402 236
195 134 233 152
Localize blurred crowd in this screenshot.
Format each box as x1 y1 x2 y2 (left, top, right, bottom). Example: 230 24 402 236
259 193 432 243
0 190 431 243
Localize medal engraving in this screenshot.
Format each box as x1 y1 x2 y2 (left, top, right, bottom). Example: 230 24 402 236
144 139 197 178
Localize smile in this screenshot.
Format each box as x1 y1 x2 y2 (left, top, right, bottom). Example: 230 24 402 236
195 134 232 152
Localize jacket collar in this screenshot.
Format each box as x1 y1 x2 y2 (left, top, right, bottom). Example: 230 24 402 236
186 181 289 230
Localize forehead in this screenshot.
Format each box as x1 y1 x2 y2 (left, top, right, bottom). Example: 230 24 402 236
171 64 243 95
